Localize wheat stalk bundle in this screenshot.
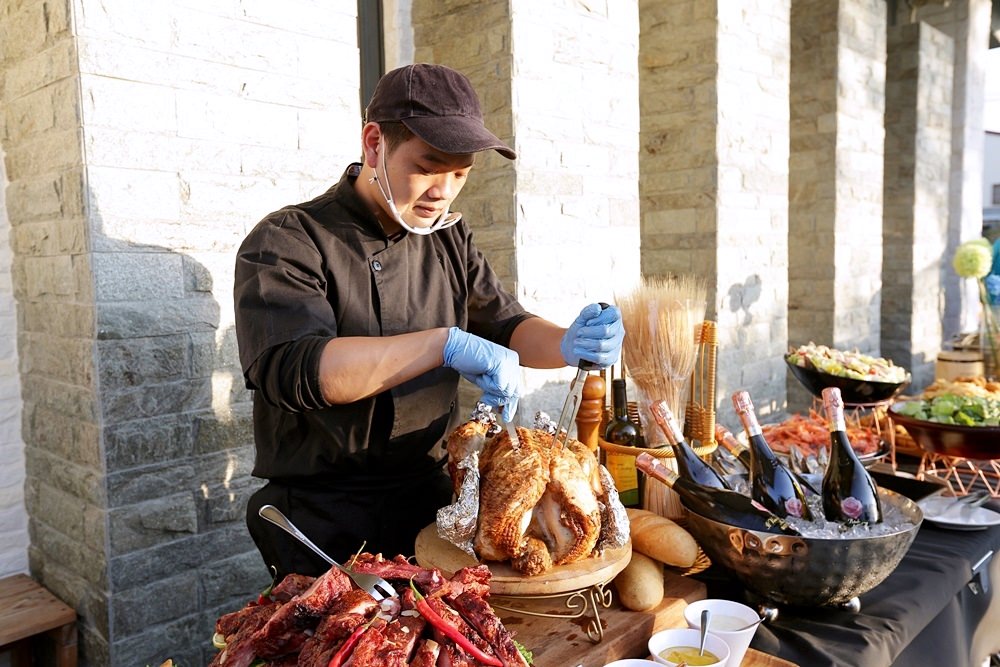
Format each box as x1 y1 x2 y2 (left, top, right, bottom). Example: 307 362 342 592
618 275 709 442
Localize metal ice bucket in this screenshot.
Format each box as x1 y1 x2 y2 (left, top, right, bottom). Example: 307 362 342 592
683 489 922 608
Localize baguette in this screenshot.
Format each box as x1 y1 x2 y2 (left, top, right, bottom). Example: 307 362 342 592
626 508 698 568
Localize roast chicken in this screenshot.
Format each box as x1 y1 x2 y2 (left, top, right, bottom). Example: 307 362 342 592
440 417 629 576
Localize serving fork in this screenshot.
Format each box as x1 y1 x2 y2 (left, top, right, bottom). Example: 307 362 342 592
257 504 397 601
957 490 992 508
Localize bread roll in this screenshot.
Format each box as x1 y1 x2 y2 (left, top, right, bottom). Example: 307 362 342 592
626 508 698 568
615 551 664 611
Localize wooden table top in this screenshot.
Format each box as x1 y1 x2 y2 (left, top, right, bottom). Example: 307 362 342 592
495 570 796 667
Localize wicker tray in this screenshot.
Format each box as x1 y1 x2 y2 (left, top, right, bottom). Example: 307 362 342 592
598 437 718 459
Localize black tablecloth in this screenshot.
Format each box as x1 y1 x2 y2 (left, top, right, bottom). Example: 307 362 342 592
695 520 1000 667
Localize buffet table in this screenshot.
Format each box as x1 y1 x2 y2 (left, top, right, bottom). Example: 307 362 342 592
696 519 1000 667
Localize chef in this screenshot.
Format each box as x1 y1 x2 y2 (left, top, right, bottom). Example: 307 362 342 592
234 63 625 579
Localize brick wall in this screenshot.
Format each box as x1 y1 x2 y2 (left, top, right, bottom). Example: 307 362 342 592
882 22 954 388
1 0 360 663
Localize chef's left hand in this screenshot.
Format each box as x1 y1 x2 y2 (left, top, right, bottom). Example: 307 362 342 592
560 303 625 368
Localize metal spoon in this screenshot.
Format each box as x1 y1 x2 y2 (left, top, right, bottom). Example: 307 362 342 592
699 609 711 656
732 606 779 632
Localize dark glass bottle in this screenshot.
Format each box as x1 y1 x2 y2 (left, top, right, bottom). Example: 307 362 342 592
649 400 730 490
714 423 752 469
821 387 883 525
603 379 643 508
635 453 800 536
731 391 813 520
715 423 819 495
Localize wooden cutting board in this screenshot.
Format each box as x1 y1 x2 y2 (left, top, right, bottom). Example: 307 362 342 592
414 524 632 596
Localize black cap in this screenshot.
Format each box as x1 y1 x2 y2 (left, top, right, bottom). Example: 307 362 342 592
365 63 516 160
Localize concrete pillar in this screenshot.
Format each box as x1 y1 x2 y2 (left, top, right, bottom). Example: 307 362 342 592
882 22 954 389
895 0 993 338
639 0 792 423
412 0 642 418
788 0 888 410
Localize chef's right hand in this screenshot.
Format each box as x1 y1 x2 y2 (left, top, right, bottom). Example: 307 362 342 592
442 327 520 422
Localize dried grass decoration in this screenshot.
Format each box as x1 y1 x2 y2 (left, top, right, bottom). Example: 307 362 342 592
618 275 709 444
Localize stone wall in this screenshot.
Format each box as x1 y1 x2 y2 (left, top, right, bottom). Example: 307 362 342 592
639 0 792 423
882 22 954 388
0 1 995 664
0 144 29 575
788 0 888 410
412 0 642 419
1 0 360 664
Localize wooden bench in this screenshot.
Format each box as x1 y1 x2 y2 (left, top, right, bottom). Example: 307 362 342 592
0 574 77 666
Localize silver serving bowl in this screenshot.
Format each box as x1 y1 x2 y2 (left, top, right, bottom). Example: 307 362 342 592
683 489 922 608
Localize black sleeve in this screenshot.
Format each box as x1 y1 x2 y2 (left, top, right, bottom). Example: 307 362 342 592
234 211 337 373
244 336 332 412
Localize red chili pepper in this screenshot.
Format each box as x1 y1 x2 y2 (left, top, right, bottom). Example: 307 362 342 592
409 580 502 667
252 566 279 606
327 617 375 667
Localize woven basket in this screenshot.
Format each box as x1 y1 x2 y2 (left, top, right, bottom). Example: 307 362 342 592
600 320 719 521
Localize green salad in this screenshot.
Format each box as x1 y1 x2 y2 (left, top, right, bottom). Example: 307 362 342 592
893 394 1000 426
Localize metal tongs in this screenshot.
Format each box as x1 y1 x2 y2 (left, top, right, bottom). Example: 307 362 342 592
551 303 609 449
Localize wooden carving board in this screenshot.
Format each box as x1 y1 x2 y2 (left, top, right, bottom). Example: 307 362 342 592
497 570 704 666
414 524 632 596
497 571 796 667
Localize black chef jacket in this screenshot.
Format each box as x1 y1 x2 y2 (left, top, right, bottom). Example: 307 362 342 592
234 164 534 573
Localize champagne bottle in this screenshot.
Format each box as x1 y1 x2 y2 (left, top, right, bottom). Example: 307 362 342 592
649 400 730 490
821 387 883 525
715 423 819 495
731 391 813 520
603 379 643 508
714 423 752 469
635 453 801 536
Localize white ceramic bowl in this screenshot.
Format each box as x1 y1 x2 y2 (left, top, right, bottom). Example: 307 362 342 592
683 599 761 667
648 627 730 667
603 660 662 667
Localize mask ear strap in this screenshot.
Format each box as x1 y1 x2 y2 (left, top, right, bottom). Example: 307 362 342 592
371 136 464 235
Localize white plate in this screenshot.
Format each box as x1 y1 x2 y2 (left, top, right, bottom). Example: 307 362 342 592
917 495 1000 531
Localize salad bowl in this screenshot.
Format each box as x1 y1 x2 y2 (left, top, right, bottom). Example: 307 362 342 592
785 358 910 405
888 406 1000 460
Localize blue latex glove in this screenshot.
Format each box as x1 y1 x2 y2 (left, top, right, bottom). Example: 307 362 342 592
442 327 521 422
560 303 625 368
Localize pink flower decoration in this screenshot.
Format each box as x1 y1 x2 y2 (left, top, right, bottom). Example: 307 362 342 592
842 497 863 519
785 498 804 518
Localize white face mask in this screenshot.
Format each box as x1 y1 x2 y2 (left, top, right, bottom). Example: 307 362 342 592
368 138 463 235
